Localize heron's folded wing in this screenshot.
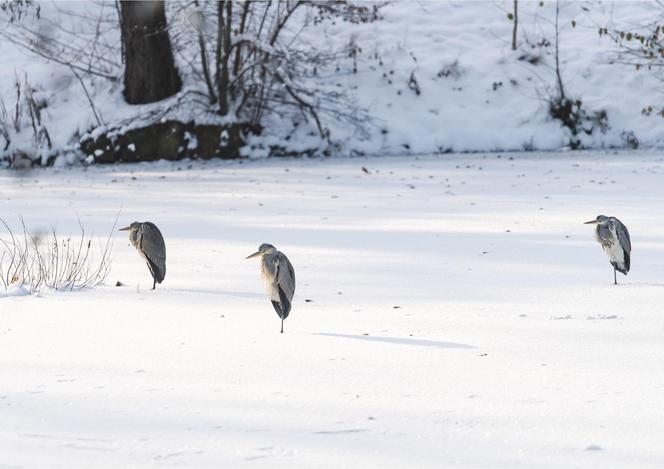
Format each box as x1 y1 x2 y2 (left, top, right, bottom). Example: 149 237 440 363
140 223 167 282
615 220 631 254
276 252 295 302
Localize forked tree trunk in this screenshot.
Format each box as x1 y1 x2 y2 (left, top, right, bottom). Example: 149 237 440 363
120 1 182 104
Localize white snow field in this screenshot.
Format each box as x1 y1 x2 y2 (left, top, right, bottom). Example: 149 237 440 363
3 151 664 468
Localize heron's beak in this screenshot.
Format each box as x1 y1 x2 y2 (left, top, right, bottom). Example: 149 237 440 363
118 226 132 231
245 251 262 259
584 220 599 225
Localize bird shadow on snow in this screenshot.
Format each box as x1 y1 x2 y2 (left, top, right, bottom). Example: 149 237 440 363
164 287 263 299
617 282 664 288
314 333 474 349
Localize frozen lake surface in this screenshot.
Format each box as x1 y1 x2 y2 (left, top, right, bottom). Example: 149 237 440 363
2 150 664 467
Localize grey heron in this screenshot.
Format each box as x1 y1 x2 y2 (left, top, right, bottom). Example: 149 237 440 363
584 215 631 285
119 221 166 290
246 243 295 333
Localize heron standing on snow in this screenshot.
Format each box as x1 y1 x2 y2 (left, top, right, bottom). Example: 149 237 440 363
119 221 166 290
585 215 631 285
246 243 295 333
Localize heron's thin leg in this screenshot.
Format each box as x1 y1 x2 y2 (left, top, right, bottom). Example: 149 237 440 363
152 279 156 290
614 267 617 285
281 317 284 334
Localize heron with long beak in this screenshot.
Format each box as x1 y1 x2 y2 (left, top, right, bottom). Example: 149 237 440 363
584 215 631 285
119 221 166 290
246 243 295 333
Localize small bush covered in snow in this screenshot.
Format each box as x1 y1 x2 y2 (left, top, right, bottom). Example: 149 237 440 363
0 217 115 293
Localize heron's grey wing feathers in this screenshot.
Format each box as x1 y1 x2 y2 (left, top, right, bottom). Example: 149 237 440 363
271 300 284 318
276 252 295 302
140 222 166 283
277 286 291 318
614 219 631 273
615 219 631 254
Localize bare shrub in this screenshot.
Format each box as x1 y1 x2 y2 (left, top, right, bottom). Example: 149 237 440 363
0 216 115 293
170 1 385 145
0 1 119 80
0 72 53 167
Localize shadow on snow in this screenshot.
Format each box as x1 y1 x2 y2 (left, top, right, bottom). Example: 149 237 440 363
314 332 474 349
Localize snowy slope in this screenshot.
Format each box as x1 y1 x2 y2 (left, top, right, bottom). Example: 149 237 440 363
320 0 664 153
3 150 664 467
2 1 664 159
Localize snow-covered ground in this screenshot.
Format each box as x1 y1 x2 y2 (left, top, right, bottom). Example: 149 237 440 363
3 150 664 467
3 1 664 160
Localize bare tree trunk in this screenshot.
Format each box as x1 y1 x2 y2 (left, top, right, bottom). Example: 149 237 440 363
554 0 565 100
216 0 232 116
194 0 216 105
120 1 182 104
232 2 251 84
511 1 518 51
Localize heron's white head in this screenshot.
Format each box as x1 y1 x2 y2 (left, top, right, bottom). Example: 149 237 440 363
584 215 610 226
246 243 277 259
119 221 141 233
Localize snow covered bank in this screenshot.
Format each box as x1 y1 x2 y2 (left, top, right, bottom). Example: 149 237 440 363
2 1 664 163
322 1 664 154
2 150 664 467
